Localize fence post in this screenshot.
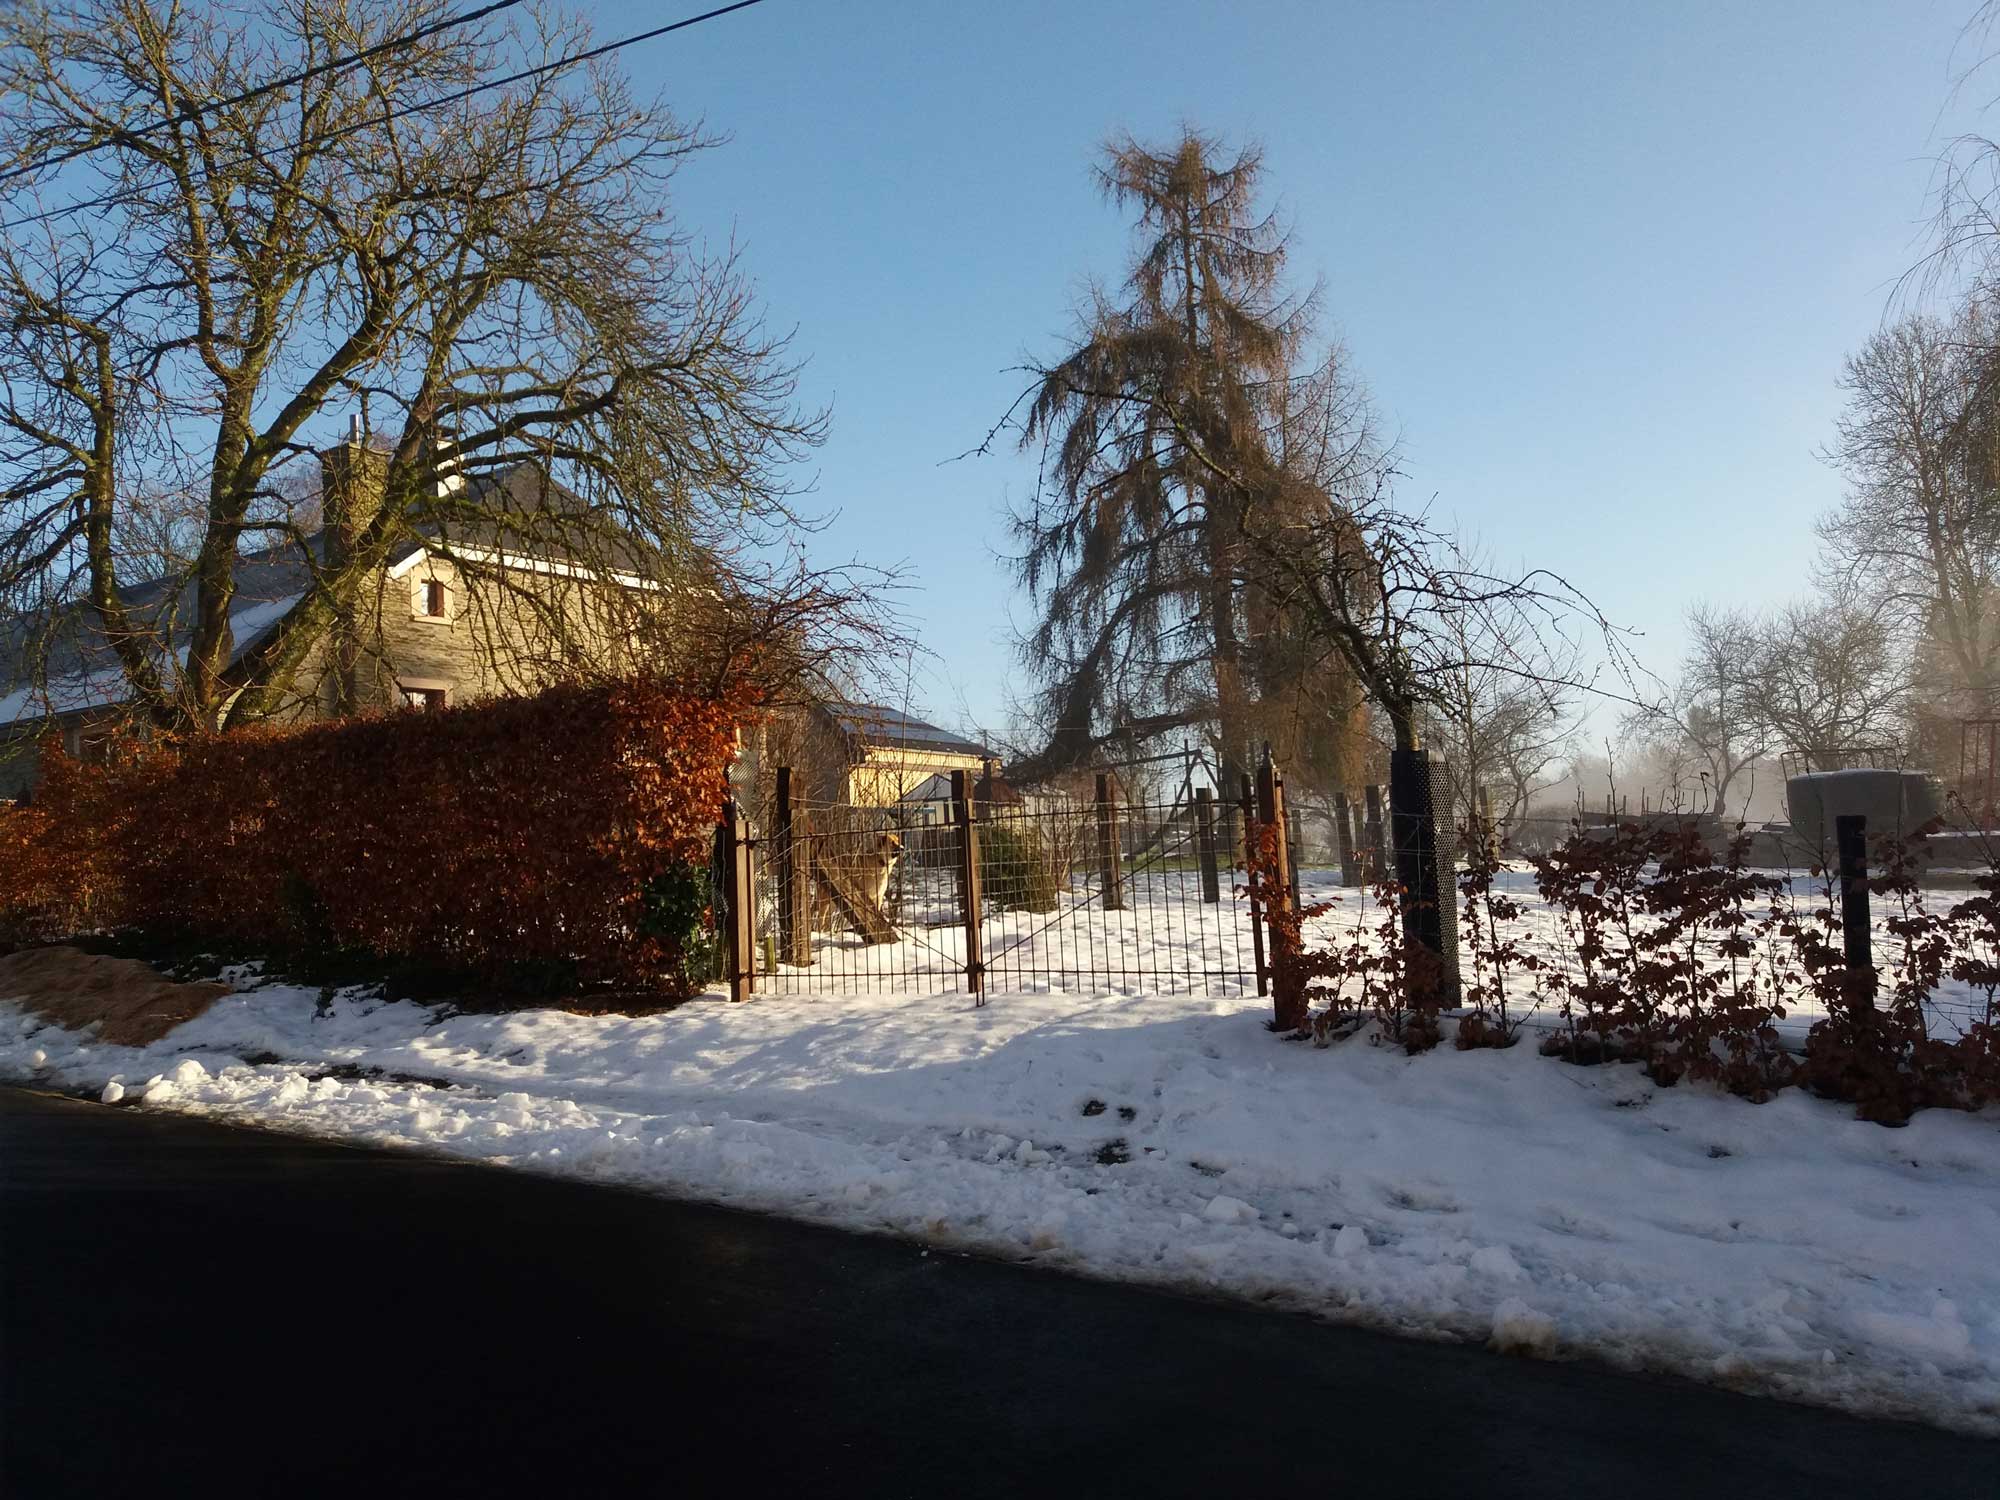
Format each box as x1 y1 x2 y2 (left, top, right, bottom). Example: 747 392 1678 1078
1242 773 1267 997
774 768 810 967
1096 772 1125 911
1194 787 1222 903
721 797 755 1002
1389 748 1461 1008
1836 813 1875 1013
1257 751 1304 1030
1333 791 1359 888
1286 804 1304 909
1476 785 1500 863
1363 783 1387 884
954 769 985 1003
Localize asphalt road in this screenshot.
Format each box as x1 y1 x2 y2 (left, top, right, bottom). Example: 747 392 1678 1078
0 1086 1992 1498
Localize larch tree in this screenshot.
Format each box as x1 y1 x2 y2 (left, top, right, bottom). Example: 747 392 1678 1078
0 0 832 734
1003 129 1378 793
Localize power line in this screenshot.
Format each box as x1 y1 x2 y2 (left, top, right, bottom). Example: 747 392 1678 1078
0 0 768 235
0 0 526 190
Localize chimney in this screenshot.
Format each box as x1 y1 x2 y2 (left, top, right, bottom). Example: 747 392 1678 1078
318 417 389 715
431 426 466 501
318 419 387 571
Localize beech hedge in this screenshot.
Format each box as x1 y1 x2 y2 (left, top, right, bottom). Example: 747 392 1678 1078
0 676 749 999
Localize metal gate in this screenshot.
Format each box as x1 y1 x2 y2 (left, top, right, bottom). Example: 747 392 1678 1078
728 772 1269 999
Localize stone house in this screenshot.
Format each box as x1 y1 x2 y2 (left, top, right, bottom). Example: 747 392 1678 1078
0 431 662 800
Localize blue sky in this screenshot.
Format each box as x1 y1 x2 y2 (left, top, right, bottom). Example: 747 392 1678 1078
588 0 1987 741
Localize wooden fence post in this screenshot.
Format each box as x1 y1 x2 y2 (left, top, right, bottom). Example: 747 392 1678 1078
721 797 755 1002
1333 791 1360 888
774 768 810 967
953 769 985 1003
1362 783 1387 884
1194 786 1221 903
1095 773 1125 911
1286 805 1304 909
1242 773 1267 997
1257 751 1304 1030
1836 813 1875 1013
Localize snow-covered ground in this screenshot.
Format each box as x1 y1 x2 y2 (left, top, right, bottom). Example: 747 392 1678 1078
781 863 1994 1035
5 908 1999 1434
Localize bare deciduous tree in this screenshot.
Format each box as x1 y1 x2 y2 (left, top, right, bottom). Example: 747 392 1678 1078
1241 484 1625 766
1418 543 1583 827
1818 303 2000 720
1623 602 1769 818
1739 598 1908 769
0 0 826 732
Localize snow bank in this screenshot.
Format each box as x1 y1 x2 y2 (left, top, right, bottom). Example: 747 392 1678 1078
4 962 1999 1433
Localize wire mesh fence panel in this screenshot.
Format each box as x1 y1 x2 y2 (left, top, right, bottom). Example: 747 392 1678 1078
742 791 1265 997
750 796 968 995
978 795 1260 996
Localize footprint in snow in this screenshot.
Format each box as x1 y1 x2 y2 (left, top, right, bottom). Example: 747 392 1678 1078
1536 1207 1618 1242
1382 1184 1460 1214
1647 1215 1753 1244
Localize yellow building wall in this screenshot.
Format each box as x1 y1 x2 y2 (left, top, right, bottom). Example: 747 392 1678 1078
844 748 989 806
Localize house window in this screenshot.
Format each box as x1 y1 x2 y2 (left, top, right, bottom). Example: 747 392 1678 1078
400 684 447 711
410 570 451 621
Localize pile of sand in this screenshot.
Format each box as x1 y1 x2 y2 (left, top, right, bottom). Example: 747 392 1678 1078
0 946 231 1046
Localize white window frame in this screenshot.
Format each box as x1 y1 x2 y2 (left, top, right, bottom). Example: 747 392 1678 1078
396 677 452 711
408 568 456 624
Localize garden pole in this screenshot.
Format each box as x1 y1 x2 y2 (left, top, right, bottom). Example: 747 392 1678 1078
1243 773 1267 998
1096 773 1126 911
775 768 810 966
1195 787 1222 903
721 798 755 1002
1835 813 1875 1013
954 769 985 1003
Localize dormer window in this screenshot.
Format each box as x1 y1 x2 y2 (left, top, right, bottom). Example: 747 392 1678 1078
423 579 446 617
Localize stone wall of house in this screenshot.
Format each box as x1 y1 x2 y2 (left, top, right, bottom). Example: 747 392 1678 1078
338 553 636 713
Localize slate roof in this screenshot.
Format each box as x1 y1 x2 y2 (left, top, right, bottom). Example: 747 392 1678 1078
0 461 613 728
826 702 993 761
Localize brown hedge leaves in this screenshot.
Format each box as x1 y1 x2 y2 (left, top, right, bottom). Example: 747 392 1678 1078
0 677 749 999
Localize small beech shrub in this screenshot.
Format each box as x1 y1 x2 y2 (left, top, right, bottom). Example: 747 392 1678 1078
1274 808 1999 1123
1455 828 1542 1049
1250 822 1439 1051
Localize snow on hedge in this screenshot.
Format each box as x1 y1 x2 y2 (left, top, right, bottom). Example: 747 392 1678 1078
4 959 1998 1434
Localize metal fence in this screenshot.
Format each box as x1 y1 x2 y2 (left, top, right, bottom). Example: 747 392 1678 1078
725 771 1270 999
